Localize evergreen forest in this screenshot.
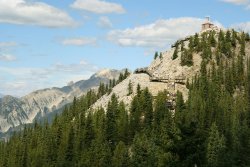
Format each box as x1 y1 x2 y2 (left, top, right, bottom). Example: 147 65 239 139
0 30 250 167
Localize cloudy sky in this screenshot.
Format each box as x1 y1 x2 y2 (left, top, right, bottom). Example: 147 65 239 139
0 0 250 96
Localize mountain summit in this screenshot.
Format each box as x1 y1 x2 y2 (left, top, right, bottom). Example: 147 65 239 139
92 27 249 111
0 69 124 133
1 23 250 166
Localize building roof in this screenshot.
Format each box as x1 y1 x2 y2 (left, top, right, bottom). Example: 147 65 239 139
202 22 214 25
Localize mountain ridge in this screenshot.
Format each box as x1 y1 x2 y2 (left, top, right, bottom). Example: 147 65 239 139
91 29 250 111
0 68 125 133
1 21 250 166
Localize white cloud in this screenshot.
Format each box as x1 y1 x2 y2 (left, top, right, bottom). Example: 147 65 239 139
0 60 99 96
0 54 17 62
221 0 249 5
0 41 18 53
61 38 97 46
231 22 250 32
0 42 17 48
0 0 76 27
97 16 113 28
71 0 125 14
221 0 250 9
0 42 18 62
108 17 213 48
79 60 88 65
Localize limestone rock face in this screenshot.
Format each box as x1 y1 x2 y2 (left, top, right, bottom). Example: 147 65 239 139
92 46 202 111
92 30 250 111
0 69 123 133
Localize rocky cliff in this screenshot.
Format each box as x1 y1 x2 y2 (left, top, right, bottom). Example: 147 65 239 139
0 69 123 133
92 29 249 111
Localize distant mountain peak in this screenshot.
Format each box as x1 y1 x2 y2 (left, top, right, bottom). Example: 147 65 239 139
1 95 17 101
0 68 125 134
96 68 112 76
92 68 125 79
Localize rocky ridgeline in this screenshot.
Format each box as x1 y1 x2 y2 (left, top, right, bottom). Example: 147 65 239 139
0 69 123 133
92 28 250 111
92 43 203 110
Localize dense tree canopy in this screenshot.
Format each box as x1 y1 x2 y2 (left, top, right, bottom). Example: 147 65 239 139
1 30 250 167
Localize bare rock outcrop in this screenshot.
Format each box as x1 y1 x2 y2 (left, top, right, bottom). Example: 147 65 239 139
92 46 202 110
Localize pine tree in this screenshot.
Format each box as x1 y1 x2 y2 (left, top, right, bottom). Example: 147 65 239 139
172 46 178 60
112 141 130 167
211 31 217 47
87 139 112 167
127 80 133 96
65 125 75 166
136 84 141 95
106 94 119 149
181 48 193 66
131 133 157 167
117 102 129 144
154 52 159 60
84 113 95 149
232 29 237 47
240 32 246 56
175 90 186 127
154 91 169 132
118 73 124 83
129 95 141 140
194 33 201 52
124 68 130 78
159 52 163 59
206 123 226 167
181 41 184 51
98 82 106 98
142 88 153 129
245 32 250 41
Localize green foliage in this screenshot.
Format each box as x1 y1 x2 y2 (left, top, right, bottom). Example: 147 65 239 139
159 52 163 59
240 32 246 56
136 83 141 95
194 33 201 52
180 48 193 66
127 80 133 96
172 46 178 60
117 102 129 144
106 94 119 150
209 31 217 47
154 52 159 60
206 123 226 167
106 70 130 95
131 133 158 167
112 141 129 167
181 41 184 51
1 30 250 167
245 32 250 41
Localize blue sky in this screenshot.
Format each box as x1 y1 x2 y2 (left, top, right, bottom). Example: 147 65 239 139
0 0 250 96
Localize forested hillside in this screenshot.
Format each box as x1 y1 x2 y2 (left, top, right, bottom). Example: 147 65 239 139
0 69 125 134
0 30 250 167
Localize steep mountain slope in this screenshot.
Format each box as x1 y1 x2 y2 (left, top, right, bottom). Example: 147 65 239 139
2 26 250 166
92 29 250 111
0 69 123 133
92 43 202 110
0 94 4 98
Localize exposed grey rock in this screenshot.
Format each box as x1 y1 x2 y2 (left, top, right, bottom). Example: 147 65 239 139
0 69 123 133
92 45 202 111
